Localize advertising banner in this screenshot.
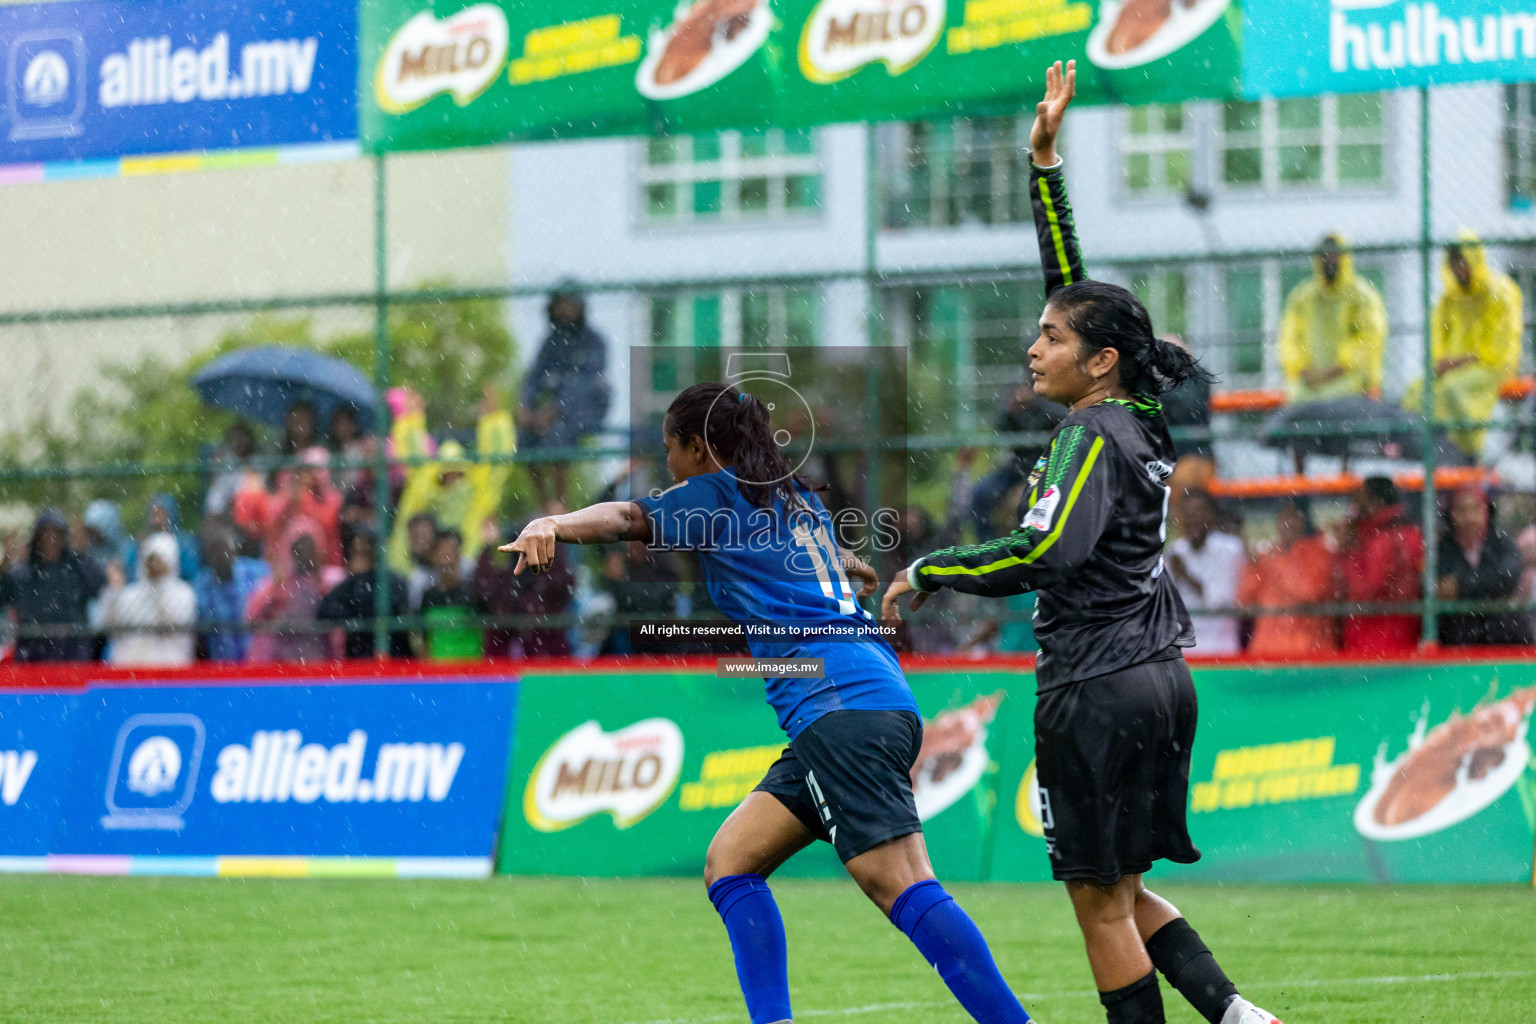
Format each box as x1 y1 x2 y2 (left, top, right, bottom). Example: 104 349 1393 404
500 661 1536 884
1245 0 1536 98
0 677 516 877
361 0 1243 152
499 666 1046 880
0 693 79 858
1155 662 1536 884
0 0 356 165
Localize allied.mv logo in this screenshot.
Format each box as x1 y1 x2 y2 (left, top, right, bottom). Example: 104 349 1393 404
126 736 182 797
7 29 86 141
102 714 205 830
22 50 69 106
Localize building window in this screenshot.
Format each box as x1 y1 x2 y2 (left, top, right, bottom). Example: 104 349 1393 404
644 286 820 350
1220 93 1385 191
1223 268 1266 380
893 280 1043 431
1505 85 1536 209
1121 103 1192 198
641 286 821 425
640 128 820 224
1130 268 1189 338
882 117 1030 229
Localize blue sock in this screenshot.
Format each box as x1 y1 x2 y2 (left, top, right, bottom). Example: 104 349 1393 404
707 874 792 1024
890 880 1031 1024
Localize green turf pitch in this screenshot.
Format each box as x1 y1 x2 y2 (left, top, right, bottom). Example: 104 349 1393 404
0 877 1530 1023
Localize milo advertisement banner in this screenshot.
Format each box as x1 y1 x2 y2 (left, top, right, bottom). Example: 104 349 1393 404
501 666 1037 880
500 661 1536 884
1152 663 1536 884
361 0 1243 151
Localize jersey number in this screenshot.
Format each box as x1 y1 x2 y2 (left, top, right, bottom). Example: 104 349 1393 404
791 522 861 618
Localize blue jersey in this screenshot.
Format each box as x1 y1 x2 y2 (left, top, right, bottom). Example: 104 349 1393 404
635 469 917 738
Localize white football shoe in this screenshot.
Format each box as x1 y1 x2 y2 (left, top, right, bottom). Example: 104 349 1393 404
1220 996 1283 1024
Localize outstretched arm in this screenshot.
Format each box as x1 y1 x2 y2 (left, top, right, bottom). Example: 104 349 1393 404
1029 60 1086 299
499 501 650 576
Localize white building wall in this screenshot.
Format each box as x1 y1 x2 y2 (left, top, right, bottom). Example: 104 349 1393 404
1 147 511 435
503 85 1536 451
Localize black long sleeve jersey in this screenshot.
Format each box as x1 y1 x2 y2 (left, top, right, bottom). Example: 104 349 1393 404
907 161 1194 692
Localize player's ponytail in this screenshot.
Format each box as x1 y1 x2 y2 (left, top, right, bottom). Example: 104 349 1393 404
1047 279 1215 397
663 382 812 512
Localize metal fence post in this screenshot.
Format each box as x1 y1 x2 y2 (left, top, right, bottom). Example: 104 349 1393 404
372 153 393 658
1419 86 1440 647
863 123 886 571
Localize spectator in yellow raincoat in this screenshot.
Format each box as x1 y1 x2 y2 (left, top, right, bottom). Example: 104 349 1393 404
1403 232 1523 459
387 387 516 578
1278 234 1389 403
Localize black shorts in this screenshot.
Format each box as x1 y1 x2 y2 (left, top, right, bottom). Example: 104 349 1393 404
755 710 923 863
1034 650 1202 885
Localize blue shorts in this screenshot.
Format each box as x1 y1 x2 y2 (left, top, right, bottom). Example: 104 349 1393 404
755 709 923 863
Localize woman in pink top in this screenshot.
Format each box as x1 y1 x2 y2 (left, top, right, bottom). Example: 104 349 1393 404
1238 498 1339 657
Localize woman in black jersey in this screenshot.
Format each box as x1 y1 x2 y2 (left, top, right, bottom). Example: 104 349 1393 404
883 62 1284 1024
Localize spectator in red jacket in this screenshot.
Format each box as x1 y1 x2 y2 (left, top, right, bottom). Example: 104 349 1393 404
234 447 343 568
1338 477 1423 653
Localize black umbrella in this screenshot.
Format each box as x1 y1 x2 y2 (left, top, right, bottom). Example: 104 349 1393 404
191 347 377 430
1262 395 1425 459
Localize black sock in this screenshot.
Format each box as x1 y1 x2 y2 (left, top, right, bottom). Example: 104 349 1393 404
1145 918 1239 1024
1098 971 1164 1024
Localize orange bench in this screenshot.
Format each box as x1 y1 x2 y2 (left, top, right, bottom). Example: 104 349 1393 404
1500 375 1534 401
1208 466 1497 500
1209 376 1533 413
1209 389 1284 414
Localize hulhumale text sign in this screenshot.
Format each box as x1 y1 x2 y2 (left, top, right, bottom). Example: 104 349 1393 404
0 678 516 877
1246 0 1536 97
0 0 356 165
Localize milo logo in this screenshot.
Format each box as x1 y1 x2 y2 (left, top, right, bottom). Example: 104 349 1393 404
798 0 946 83
374 4 509 113
523 719 684 832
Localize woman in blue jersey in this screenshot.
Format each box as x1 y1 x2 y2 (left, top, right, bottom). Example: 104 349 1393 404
503 382 1035 1024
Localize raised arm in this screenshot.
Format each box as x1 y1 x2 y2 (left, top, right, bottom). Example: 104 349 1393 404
499 501 650 576
1029 60 1086 299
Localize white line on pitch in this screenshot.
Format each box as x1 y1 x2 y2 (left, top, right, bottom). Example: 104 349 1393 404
623 967 1536 1024
1249 968 1536 989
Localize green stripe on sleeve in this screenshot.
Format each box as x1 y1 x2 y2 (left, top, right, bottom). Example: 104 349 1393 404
1038 176 1073 286
920 436 1104 581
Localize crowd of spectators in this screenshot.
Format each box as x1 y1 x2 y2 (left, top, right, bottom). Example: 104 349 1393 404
1170 479 1533 657
1273 233 1523 468
2 258 1535 665
0 290 617 668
